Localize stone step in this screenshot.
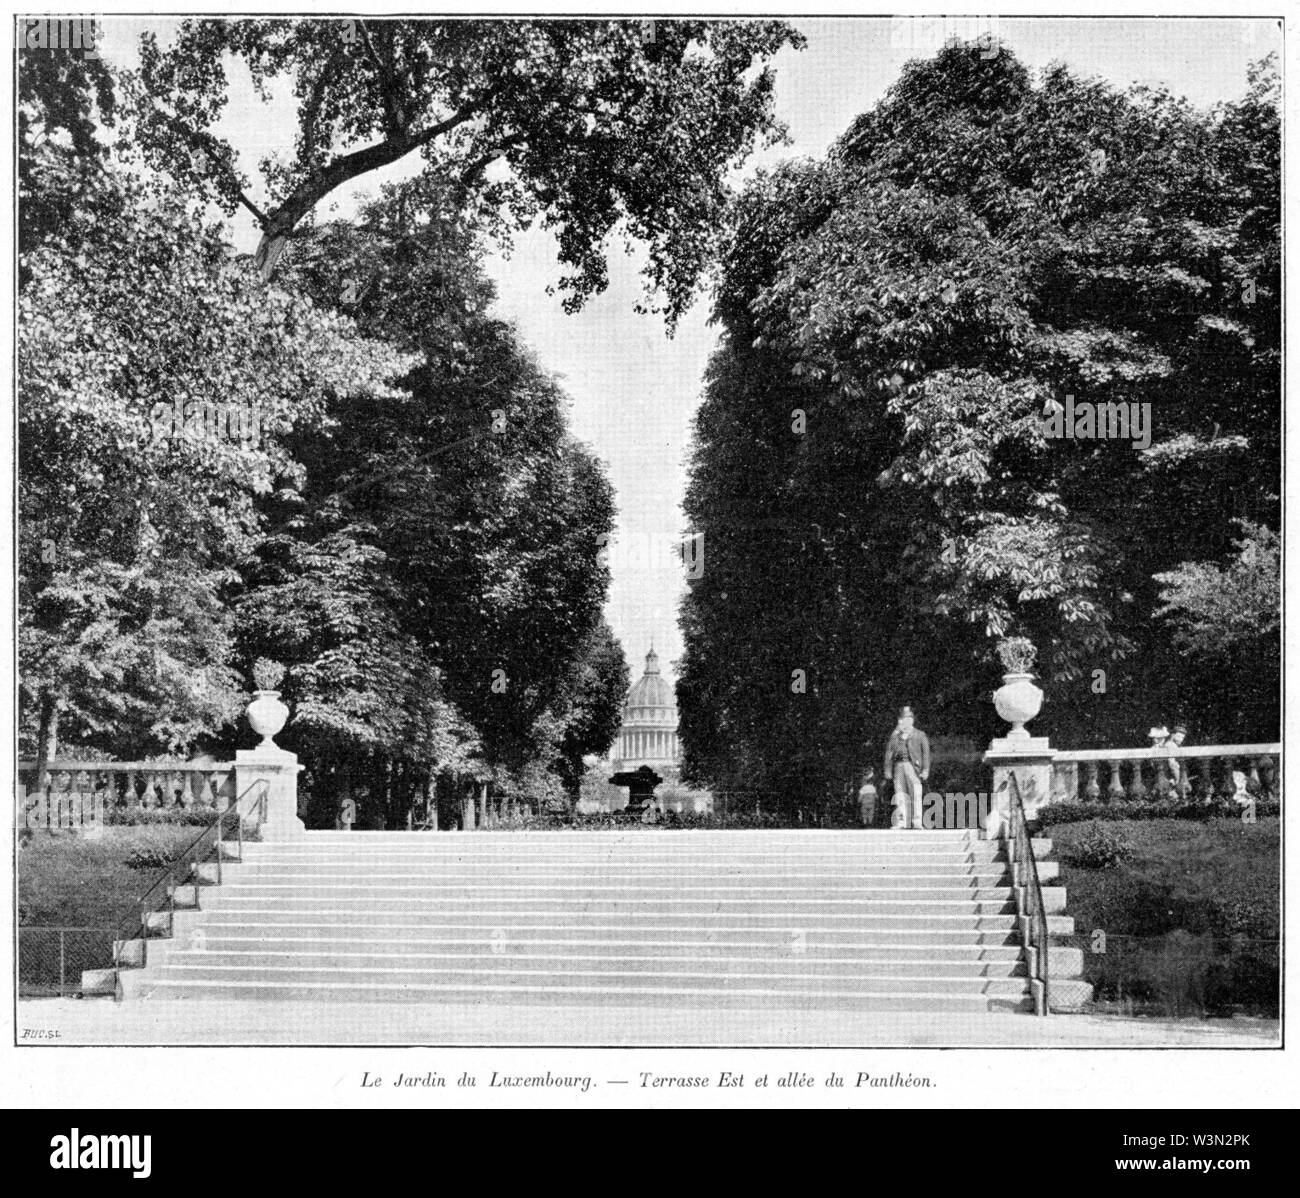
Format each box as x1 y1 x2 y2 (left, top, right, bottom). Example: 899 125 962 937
242 836 1027 850
175 907 1029 930
210 878 1013 893
132 961 1034 997
129 976 1035 1012
155 949 1029 978
233 862 1013 877
233 856 1051 872
173 909 1076 935
184 921 1026 947
247 841 997 850
204 895 1023 916
178 934 1028 962
248 832 1053 850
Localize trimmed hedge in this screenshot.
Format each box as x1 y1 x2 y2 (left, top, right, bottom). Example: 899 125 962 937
102 806 230 826
1036 797 1279 825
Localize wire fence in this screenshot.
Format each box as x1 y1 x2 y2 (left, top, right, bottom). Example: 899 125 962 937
18 926 118 998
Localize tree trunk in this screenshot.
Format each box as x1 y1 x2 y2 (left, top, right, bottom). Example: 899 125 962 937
34 692 61 789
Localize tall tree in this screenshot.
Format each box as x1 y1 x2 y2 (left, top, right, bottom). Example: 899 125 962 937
232 187 620 822
552 622 631 801
679 42 1279 803
18 164 409 762
130 17 802 319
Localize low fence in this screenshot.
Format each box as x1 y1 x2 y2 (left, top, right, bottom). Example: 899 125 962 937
18 927 117 997
18 760 237 829
1049 744 1280 806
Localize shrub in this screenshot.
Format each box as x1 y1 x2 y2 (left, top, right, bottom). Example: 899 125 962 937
1061 823 1135 869
1147 929 1216 1017
123 846 176 871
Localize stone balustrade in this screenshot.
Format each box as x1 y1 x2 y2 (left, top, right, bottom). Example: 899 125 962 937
1049 744 1281 806
18 761 238 828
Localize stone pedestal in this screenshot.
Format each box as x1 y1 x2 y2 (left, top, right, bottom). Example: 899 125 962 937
983 734 1056 839
235 746 304 840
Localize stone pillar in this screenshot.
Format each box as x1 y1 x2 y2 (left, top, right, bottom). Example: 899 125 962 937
235 746 304 840
984 738 1056 839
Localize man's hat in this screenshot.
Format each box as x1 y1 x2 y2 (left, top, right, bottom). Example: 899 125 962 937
899 705 915 719
1171 723 1188 736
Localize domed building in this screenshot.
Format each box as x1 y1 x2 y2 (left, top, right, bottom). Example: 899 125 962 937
596 647 710 816
614 647 679 772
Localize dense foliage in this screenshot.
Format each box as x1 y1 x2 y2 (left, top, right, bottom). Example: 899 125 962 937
131 17 801 321
21 22 800 824
678 42 1280 806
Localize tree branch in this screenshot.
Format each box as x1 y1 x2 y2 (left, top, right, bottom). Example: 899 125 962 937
458 133 528 187
254 108 478 277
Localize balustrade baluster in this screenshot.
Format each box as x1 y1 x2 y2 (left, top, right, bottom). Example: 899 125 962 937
1084 762 1101 802
1151 756 1170 799
1107 759 1125 803
1129 759 1146 801
1261 755 1278 802
1218 755 1238 803
1193 758 1212 804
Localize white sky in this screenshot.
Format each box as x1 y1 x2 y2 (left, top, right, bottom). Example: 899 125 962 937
95 15 1280 688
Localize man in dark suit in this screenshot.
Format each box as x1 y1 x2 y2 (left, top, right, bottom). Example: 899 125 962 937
884 706 931 829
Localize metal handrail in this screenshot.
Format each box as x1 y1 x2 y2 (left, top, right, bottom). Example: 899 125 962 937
106 780 268 992
1004 771 1049 1016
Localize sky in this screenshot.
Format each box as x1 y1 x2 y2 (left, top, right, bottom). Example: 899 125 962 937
97 14 1281 689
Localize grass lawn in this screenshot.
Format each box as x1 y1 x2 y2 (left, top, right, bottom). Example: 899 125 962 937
18 825 203 994
1042 816 1280 1016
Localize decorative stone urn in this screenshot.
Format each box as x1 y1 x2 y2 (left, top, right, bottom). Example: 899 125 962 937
993 673 1043 740
992 637 1043 741
247 690 289 747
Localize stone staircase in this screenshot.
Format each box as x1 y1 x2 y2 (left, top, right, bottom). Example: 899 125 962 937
111 830 1084 1012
